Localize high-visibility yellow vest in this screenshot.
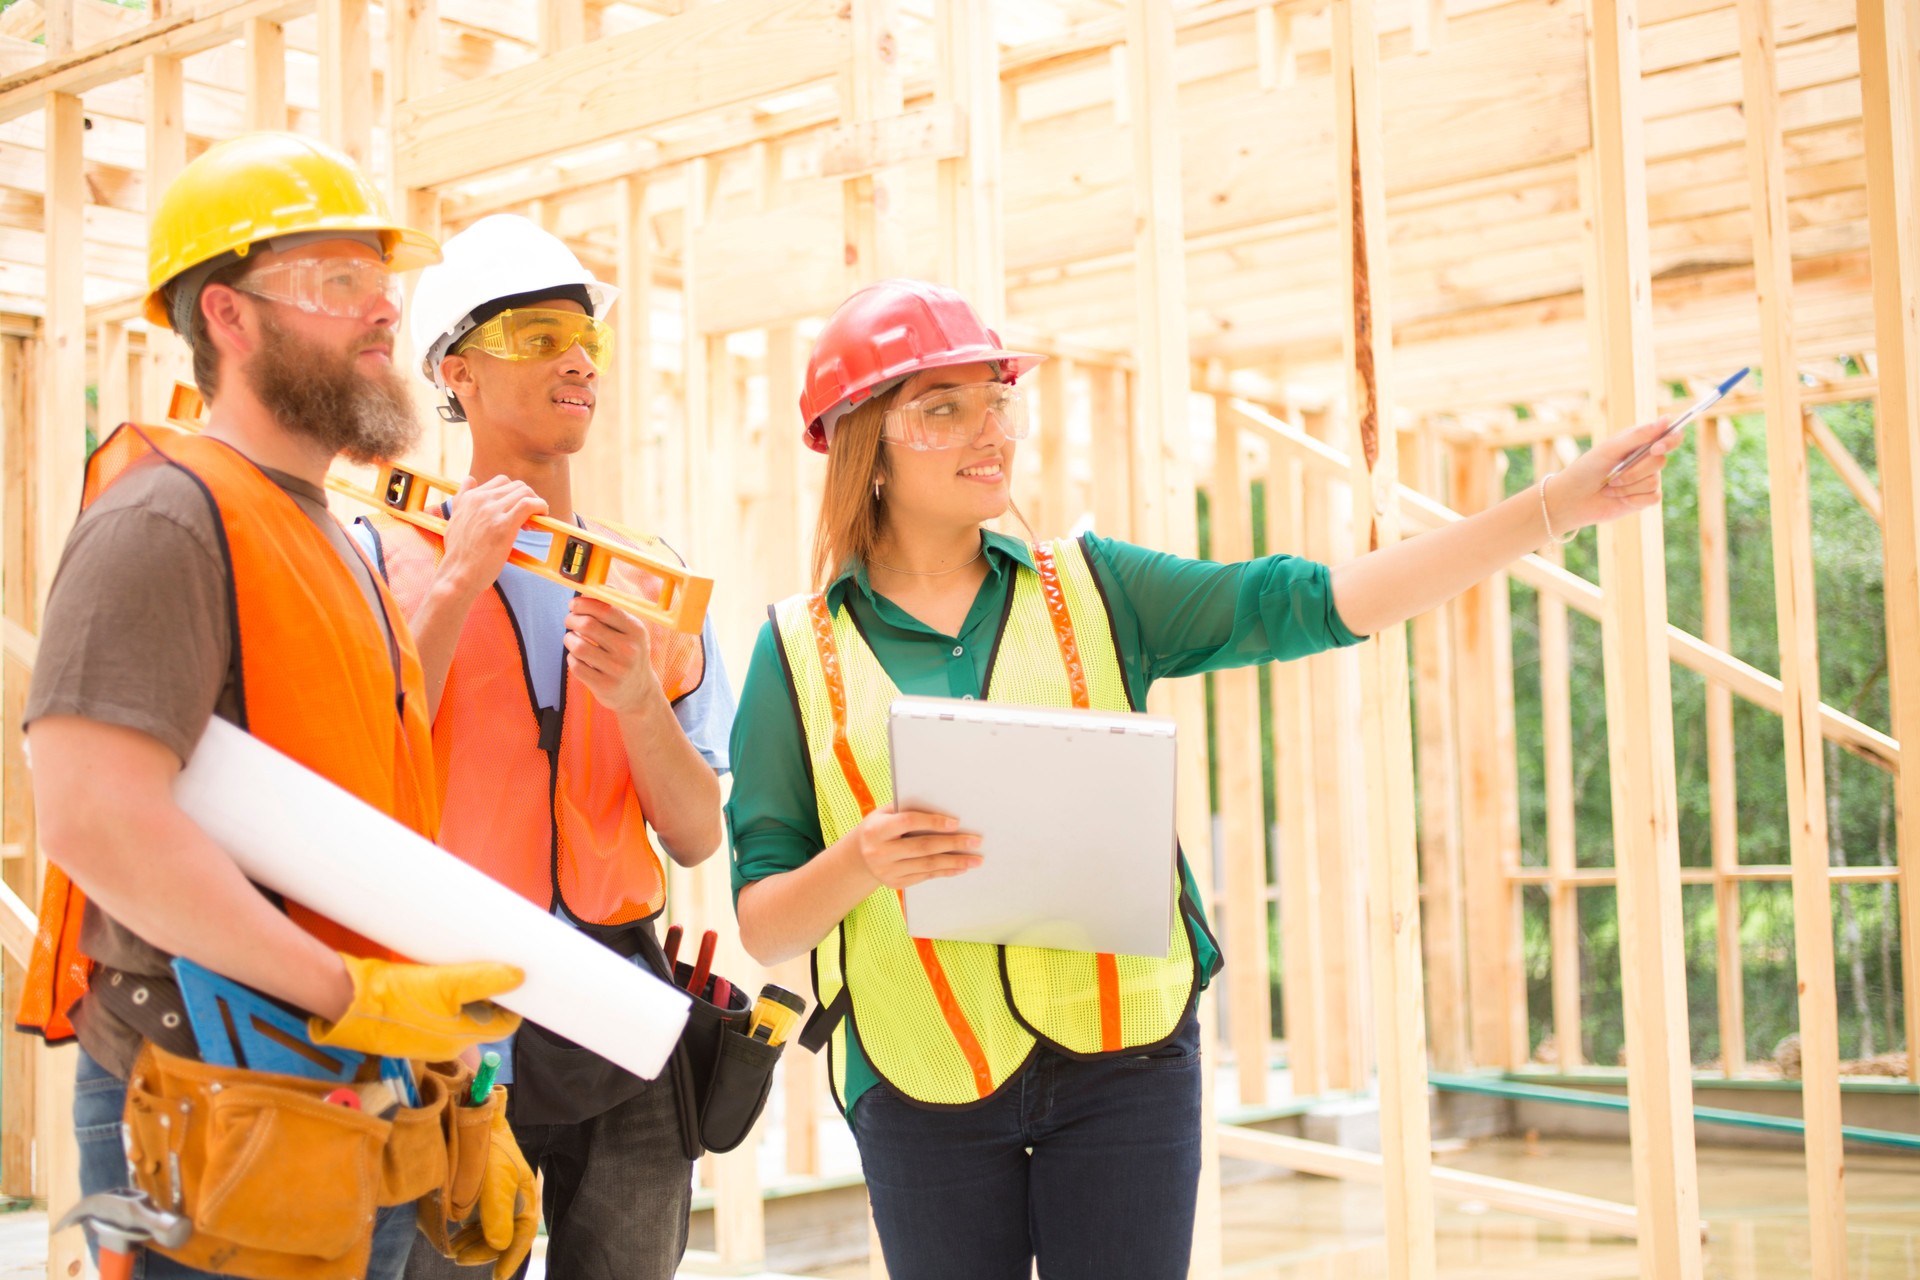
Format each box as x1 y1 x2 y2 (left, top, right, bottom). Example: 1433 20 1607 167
773 536 1208 1110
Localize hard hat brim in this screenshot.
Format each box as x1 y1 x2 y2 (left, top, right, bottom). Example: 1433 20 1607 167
804 346 1046 454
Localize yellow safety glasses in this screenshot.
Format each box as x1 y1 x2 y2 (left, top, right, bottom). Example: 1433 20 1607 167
454 308 615 369
238 257 401 321
880 381 1031 451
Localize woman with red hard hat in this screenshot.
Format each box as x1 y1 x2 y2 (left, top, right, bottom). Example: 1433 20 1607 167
725 278 1677 1278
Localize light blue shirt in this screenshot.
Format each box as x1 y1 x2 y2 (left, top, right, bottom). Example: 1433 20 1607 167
351 519 736 1081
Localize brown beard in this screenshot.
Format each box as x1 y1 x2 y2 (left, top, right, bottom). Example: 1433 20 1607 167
247 311 421 465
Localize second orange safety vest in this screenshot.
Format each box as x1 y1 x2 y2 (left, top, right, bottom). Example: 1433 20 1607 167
363 514 704 927
17 423 440 1042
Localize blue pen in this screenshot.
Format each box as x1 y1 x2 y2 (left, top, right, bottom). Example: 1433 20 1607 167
1608 367 1750 479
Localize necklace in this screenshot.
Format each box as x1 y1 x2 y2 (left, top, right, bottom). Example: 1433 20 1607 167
867 546 985 577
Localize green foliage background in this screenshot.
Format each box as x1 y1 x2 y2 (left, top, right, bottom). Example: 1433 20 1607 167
1203 392 1904 1072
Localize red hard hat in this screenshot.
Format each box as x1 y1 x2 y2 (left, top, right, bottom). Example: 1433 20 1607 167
801 279 1045 453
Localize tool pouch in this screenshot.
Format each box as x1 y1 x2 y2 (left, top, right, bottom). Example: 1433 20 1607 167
413 1059 509 1257
645 932 783 1159
121 1043 451 1280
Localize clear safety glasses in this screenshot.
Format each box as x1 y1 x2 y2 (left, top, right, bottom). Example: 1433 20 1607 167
454 308 615 369
236 257 401 321
880 381 1030 452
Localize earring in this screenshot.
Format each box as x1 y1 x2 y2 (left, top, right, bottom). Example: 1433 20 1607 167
872 478 882 501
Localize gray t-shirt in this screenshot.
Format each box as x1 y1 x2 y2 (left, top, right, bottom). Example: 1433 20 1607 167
23 451 390 1077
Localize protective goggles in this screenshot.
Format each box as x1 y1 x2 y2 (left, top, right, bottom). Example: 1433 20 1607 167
236 257 401 321
880 381 1030 451
453 308 614 369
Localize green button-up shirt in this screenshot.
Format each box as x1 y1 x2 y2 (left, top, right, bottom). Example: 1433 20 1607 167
725 529 1361 1113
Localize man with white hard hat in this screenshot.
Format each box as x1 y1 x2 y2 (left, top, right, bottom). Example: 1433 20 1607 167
352 214 735 1280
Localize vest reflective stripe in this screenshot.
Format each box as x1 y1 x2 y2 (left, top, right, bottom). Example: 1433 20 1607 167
18 423 439 1042
800 594 996 1095
773 537 1200 1109
367 515 703 926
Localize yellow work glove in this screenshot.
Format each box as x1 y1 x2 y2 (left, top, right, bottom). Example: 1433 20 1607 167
309 954 524 1061
448 1104 538 1280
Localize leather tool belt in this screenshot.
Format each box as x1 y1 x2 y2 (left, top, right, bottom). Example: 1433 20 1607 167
120 1046 494 1280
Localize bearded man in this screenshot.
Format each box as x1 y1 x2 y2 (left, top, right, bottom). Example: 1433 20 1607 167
20 133 535 1280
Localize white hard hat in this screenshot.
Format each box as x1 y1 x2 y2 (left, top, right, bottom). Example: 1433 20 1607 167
409 213 619 389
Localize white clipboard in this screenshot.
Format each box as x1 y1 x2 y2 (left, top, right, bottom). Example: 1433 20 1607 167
890 696 1179 957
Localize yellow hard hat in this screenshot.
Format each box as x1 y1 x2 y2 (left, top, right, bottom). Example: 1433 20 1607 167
145 131 441 330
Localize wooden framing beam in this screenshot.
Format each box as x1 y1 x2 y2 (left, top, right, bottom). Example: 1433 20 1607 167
1332 1 1434 1271
1802 407 1883 523
243 15 286 130
842 0 906 288
1737 0 1845 1262
1535 441 1581 1071
1 334 36 1199
1268 446 1325 1094
318 0 372 168
1855 0 1920 1086
1303 410 1369 1091
1407 432 1467 1073
615 176 651 529
935 0 1003 313
1212 404 1271 1107
1244 404 1899 772
1586 0 1705 1270
1216 1126 1648 1239
1696 416 1744 1076
1121 4 1220 1272
143 53 186 194
1450 444 1516 1070
393 0 851 190
0 0 312 123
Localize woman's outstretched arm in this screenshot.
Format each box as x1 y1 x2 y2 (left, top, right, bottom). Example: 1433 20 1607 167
1329 417 1677 637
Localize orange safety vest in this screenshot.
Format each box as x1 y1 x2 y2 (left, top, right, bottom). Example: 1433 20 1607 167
361 514 705 927
17 423 440 1042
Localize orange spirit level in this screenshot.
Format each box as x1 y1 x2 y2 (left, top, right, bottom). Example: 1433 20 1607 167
167 383 712 634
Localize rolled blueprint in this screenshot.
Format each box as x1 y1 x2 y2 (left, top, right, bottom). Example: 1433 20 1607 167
175 717 690 1078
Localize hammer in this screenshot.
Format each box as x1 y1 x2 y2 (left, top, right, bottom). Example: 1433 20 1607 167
56 1189 191 1280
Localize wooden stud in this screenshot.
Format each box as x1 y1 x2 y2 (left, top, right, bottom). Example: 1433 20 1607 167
1217 1127 1648 1239
1406 431 1467 1073
1736 0 1845 1261
1267 444 1325 1095
1586 0 1705 1271
1 335 35 1200
1089 365 1132 541
1331 0 1435 1269
384 0 437 120
1120 4 1219 1272
39 87 85 1279
318 0 373 169
143 53 186 194
843 0 906 290
1802 409 1883 525
1255 5 1296 92
1038 356 1072 538
616 177 652 529
1696 415 1743 1076
540 0 587 55
397 1 849 188
1410 0 1446 54
1536 441 1580 1071
1213 404 1271 1107
935 0 1004 314
1855 0 1920 1087
1449 444 1514 1070
1303 411 1367 1090
243 16 286 130
94 320 129 437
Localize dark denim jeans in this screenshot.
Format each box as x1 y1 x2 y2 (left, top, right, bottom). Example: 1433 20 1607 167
404 1065 692 1280
74 1048 420 1280
851 1016 1204 1280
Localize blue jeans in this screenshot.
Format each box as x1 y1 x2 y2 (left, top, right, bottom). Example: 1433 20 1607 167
850 1016 1204 1280
75 1048 421 1279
